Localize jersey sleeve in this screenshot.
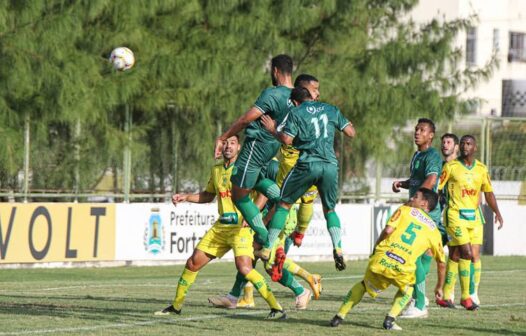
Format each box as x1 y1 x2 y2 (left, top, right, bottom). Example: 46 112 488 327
425 150 442 177
386 207 403 229
481 167 494 192
282 111 299 138
205 168 216 194
254 88 274 115
430 230 446 263
438 163 451 191
335 107 351 131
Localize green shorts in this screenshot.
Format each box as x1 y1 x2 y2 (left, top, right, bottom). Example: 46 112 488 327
231 138 280 189
281 161 339 210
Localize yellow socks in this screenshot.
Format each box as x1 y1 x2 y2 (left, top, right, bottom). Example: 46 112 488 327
337 281 366 319
245 269 282 310
443 259 458 300
388 287 414 318
172 268 198 310
459 259 471 300
284 258 311 282
297 202 313 233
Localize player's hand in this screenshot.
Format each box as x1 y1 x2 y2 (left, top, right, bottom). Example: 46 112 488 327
495 213 504 230
242 220 249 228
260 115 276 134
172 194 187 205
214 137 224 159
434 287 444 301
392 181 402 193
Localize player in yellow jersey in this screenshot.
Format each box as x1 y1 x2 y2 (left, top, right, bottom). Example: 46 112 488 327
155 135 286 319
329 188 446 331
436 135 503 310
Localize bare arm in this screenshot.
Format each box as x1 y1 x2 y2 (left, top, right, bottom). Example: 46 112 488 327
374 225 395 249
172 191 215 205
214 107 263 158
420 174 438 190
434 260 446 301
484 191 504 229
342 123 356 138
260 114 294 145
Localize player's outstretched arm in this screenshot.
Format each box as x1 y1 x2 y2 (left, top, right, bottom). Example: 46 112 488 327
214 107 263 158
392 180 409 192
484 191 504 229
434 260 446 301
172 191 215 206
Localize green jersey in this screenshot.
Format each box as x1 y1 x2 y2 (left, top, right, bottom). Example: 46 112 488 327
282 101 350 165
245 86 293 142
408 147 442 222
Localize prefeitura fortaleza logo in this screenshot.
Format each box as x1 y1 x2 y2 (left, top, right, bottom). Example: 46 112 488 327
144 208 165 254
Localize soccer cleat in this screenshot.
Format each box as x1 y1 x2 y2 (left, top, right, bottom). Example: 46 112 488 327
266 308 287 320
154 305 181 316
291 231 305 247
333 249 346 271
270 247 287 282
383 316 403 330
254 247 271 261
307 274 322 300
461 297 479 311
425 296 429 307
399 306 428 319
329 315 344 327
237 296 255 308
208 294 237 309
436 298 456 309
295 288 312 310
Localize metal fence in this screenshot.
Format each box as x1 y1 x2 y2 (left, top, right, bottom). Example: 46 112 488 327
1 116 524 203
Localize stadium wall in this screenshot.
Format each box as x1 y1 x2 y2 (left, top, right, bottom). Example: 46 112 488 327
0 202 524 268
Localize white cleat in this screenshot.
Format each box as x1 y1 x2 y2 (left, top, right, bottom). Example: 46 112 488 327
208 294 237 309
295 288 312 310
470 293 480 305
399 306 428 319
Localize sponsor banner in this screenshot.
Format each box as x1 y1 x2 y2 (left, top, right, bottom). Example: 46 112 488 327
115 203 217 261
0 204 115 263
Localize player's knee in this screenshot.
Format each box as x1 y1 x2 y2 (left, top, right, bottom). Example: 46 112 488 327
235 257 253 276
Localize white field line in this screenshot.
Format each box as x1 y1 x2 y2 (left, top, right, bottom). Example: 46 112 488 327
0 303 524 335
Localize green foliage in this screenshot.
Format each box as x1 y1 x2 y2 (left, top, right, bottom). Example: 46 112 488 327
0 0 497 196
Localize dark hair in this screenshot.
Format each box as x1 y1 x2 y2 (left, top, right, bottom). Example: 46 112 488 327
460 134 476 143
294 74 318 87
271 54 293 75
290 86 312 104
441 133 459 145
417 118 436 133
418 187 438 212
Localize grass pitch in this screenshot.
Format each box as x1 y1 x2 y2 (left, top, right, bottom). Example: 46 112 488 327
0 256 525 335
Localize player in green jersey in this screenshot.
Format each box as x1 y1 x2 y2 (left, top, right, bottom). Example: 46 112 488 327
261 86 356 271
392 118 442 319
214 55 294 260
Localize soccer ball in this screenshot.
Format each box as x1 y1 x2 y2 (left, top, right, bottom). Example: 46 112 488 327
109 47 135 71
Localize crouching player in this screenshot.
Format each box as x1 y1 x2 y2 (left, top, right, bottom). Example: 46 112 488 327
155 135 285 319
330 188 446 330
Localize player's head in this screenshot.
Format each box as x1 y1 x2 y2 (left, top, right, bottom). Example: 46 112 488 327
222 135 240 161
414 118 436 147
411 187 438 212
294 74 320 101
270 54 293 86
440 133 459 158
290 86 313 106
459 134 477 158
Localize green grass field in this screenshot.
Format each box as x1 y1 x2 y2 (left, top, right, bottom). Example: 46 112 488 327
0 257 525 335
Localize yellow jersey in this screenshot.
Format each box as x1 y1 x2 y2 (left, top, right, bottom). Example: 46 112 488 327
369 205 445 283
205 163 243 227
438 159 492 221
276 144 300 187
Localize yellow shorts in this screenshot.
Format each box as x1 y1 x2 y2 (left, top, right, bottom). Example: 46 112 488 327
299 186 318 204
196 223 254 259
363 268 412 298
447 224 483 246
445 208 484 246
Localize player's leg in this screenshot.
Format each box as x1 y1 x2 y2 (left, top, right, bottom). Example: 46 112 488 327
291 188 317 247
469 222 483 305
439 246 459 307
401 252 431 318
265 163 312 251
458 239 478 310
284 258 322 300
384 285 414 330
156 248 214 315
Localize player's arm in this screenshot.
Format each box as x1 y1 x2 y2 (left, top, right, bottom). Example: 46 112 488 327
434 259 446 301
172 191 215 205
484 191 504 229
260 114 294 145
342 123 356 138
420 173 438 190
392 179 410 192
214 107 263 158
374 225 395 247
